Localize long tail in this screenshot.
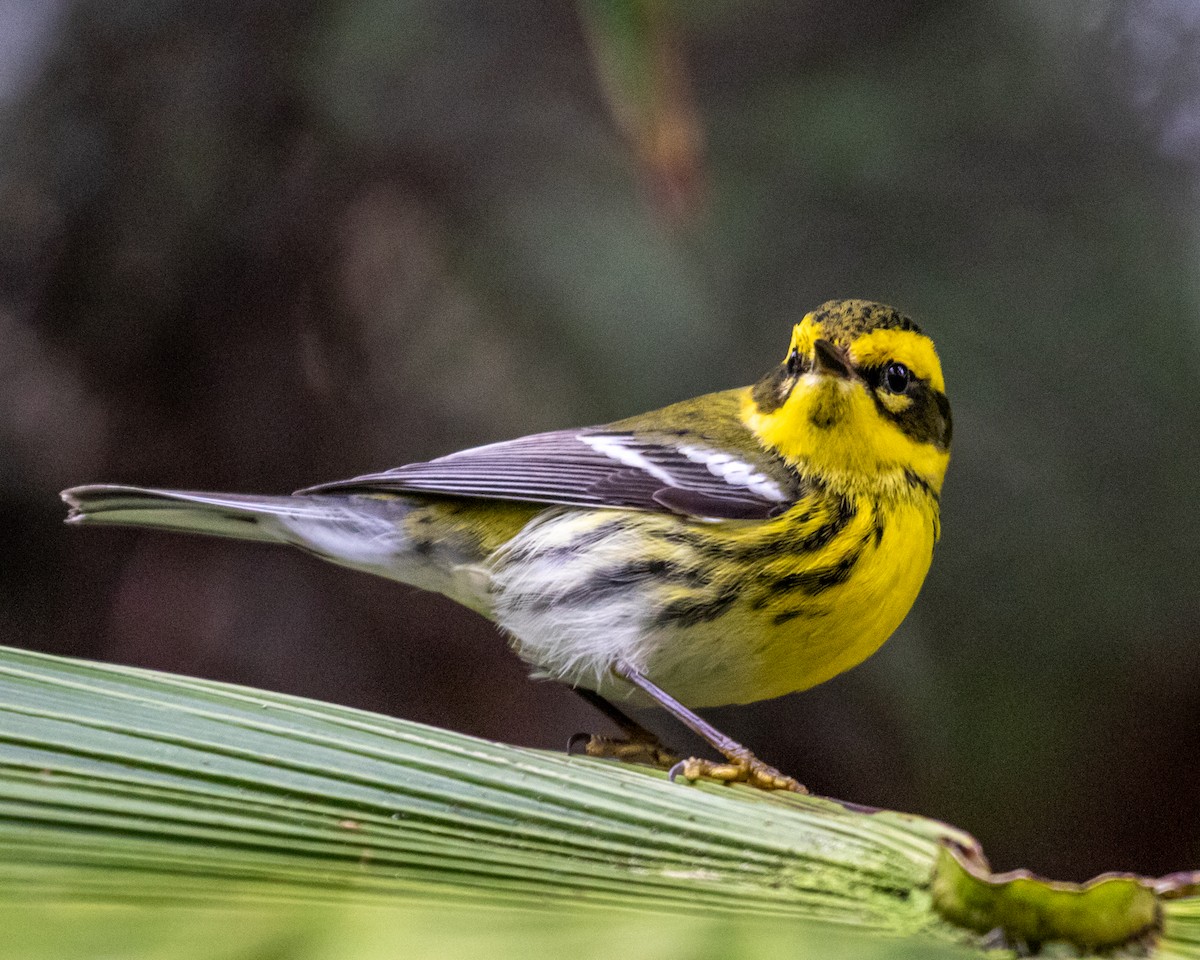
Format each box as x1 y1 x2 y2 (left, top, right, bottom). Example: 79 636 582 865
61 485 412 567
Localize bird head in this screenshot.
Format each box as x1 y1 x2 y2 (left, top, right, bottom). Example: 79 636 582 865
744 300 951 499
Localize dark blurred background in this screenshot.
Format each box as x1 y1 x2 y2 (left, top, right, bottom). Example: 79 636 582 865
2 0 1198 881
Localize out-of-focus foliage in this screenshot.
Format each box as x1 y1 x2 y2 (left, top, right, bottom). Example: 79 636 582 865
4 903 982 960
0 0 1197 886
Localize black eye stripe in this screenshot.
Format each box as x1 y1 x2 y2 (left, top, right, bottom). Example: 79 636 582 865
751 352 950 449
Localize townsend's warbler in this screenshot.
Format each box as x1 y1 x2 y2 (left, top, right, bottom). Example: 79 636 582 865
62 299 951 792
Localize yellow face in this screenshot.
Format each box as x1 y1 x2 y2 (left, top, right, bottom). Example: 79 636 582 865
743 300 951 497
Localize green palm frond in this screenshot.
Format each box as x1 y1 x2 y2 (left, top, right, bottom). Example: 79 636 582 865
0 644 1194 959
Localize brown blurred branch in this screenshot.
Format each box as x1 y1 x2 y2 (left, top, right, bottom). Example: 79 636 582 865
579 0 706 222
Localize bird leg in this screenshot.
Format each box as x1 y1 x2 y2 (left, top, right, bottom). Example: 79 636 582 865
568 687 679 769
611 660 807 794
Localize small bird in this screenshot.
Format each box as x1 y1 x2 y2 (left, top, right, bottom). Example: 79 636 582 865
62 299 951 792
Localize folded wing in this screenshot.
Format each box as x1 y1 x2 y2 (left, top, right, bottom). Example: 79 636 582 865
301 429 798 521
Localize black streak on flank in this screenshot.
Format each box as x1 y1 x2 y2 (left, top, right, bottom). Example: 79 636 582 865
656 587 741 628
526 557 709 611
654 495 855 564
767 496 856 559
762 543 865 600
727 495 857 563
871 505 886 547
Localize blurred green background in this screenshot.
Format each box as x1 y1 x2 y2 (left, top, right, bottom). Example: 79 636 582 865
1 0 1197 883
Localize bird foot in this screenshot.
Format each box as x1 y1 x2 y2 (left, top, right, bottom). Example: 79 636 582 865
567 732 679 770
668 754 808 793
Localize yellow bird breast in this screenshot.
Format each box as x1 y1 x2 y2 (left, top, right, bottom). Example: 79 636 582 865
487 492 937 709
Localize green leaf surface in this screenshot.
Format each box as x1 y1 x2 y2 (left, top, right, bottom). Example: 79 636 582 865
0 644 1195 959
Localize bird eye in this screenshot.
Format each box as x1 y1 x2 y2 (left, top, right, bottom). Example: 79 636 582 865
786 349 804 376
884 362 911 393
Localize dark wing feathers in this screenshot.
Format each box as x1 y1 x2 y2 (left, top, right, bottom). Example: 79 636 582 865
301 428 798 521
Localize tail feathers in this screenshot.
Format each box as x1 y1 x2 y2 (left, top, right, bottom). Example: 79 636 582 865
60 485 412 571
61 485 321 544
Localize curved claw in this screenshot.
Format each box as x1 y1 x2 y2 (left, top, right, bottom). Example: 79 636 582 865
566 732 592 756
664 754 807 793
566 732 680 769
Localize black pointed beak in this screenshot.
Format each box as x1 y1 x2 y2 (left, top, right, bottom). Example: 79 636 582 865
812 339 855 380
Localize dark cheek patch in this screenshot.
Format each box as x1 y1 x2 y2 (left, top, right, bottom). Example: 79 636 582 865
935 391 953 448
871 384 952 450
751 366 794 414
